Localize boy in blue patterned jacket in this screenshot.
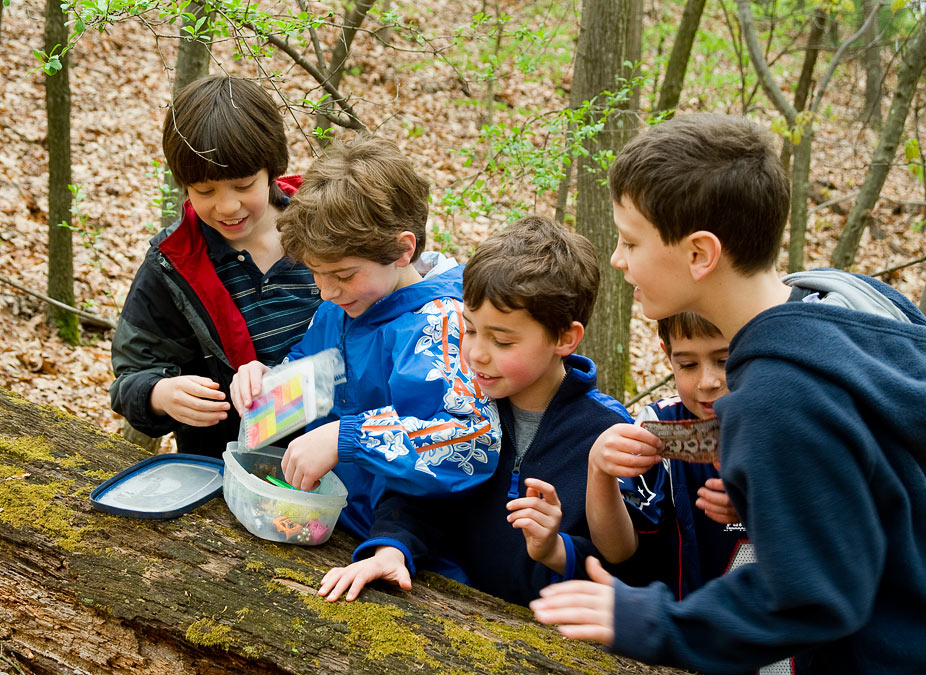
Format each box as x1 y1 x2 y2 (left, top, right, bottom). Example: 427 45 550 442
314 215 635 606
231 137 500 539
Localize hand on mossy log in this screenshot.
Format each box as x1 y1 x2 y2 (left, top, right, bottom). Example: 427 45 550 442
0 389 688 675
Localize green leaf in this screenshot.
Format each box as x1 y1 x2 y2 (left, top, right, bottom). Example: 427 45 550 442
904 138 921 162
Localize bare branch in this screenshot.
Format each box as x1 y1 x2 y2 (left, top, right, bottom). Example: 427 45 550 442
0 275 117 329
871 254 926 278
245 24 366 130
810 1 881 114
735 0 797 123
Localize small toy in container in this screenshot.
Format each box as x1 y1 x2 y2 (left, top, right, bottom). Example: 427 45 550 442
223 442 347 545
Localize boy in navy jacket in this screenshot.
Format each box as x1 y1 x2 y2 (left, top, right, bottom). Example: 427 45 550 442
316 215 635 606
231 137 500 539
111 75 321 455
531 113 926 674
587 312 744 600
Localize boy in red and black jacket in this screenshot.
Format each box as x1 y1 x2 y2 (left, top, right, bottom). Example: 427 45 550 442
111 75 320 455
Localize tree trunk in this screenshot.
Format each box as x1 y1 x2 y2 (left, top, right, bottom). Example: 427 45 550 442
861 0 882 127
44 0 78 345
655 0 707 115
571 0 641 402
162 2 212 228
788 127 814 272
779 9 825 179
0 389 687 675
831 17 926 270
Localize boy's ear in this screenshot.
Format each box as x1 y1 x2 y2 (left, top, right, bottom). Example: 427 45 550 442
555 321 585 357
659 340 670 358
685 230 722 281
394 231 418 268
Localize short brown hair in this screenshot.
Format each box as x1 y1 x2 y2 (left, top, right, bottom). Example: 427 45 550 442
463 215 600 338
162 75 289 207
609 113 789 275
657 313 724 357
278 136 429 265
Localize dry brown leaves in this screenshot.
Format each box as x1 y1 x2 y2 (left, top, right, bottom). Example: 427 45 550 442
0 0 923 444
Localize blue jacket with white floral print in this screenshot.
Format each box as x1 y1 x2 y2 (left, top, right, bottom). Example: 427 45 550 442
286 260 501 539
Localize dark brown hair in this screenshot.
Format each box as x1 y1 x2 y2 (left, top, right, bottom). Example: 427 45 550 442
463 215 600 338
278 136 429 265
162 75 289 207
657 312 724 357
609 113 790 274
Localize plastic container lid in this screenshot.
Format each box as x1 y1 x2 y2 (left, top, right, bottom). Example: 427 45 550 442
89 453 224 519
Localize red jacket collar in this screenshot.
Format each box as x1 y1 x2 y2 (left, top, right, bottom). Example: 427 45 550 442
157 175 302 370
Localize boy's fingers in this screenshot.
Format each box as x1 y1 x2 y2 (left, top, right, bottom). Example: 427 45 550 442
555 623 614 645
585 556 613 584
186 376 220 389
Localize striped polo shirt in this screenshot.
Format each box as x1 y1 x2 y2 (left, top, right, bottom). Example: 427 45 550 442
201 223 321 366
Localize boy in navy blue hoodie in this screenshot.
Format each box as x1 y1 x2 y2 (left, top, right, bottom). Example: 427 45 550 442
231 137 501 539
315 215 634 606
587 312 745 599
531 113 926 674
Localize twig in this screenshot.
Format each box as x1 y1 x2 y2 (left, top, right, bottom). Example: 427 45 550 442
626 372 675 408
870 254 926 278
0 275 117 329
808 189 860 214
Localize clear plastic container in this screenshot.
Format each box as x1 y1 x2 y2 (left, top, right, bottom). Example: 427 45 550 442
222 443 347 545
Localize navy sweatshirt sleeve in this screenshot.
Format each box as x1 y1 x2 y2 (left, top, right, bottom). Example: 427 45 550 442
608 358 883 673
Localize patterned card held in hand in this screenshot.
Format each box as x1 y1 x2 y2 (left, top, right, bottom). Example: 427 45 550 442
641 416 720 464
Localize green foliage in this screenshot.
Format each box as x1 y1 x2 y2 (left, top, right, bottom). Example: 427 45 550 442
437 73 650 223
905 137 923 183
145 159 179 233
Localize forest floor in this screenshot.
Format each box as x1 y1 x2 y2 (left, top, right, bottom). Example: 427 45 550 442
1 0 924 452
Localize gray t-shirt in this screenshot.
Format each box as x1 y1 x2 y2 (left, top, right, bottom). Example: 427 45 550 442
511 404 545 461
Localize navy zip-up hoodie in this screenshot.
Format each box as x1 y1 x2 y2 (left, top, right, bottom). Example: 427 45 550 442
607 272 926 674
355 354 633 606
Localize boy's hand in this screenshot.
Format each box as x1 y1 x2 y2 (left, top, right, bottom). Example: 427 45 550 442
281 420 340 491
697 466 741 524
150 375 230 426
229 360 269 415
589 423 662 478
318 546 411 602
530 556 615 645
506 478 565 571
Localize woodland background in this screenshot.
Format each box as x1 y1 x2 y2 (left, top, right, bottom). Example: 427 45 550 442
0 0 925 454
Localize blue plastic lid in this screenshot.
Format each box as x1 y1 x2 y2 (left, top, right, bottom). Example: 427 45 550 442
89 453 224 519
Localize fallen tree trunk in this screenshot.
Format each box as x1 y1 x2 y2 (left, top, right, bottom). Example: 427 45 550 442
0 389 686 675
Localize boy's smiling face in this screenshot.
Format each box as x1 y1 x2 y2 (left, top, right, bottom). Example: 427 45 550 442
187 169 275 247
664 332 730 419
610 198 692 320
462 302 576 412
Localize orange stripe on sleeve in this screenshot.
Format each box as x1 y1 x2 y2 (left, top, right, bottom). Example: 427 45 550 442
415 423 490 453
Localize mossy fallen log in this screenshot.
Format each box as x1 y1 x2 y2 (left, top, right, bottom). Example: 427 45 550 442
0 389 688 675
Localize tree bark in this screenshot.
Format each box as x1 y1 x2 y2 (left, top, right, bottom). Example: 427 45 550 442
570 0 640 402
779 9 826 179
0 389 686 675
655 0 707 115
44 0 78 345
831 17 926 269
161 1 212 228
861 0 882 127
